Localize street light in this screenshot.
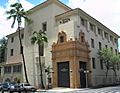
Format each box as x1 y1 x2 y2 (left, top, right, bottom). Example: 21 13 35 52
79 68 91 88
84 70 90 88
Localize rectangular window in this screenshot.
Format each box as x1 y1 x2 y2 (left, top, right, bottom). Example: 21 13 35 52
4 66 11 74
100 60 103 69
92 58 96 69
110 35 113 42
13 65 22 73
104 32 109 40
114 38 117 45
115 49 117 55
111 47 113 52
11 37 14 43
97 28 102 36
81 17 87 27
99 42 102 50
90 23 95 32
10 49 14 56
20 46 23 54
105 45 108 48
98 28 101 35
91 38 94 48
42 22 47 31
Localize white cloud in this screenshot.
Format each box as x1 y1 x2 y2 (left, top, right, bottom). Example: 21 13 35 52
0 0 34 39
68 0 120 35
0 0 120 51
20 0 34 10
68 0 120 51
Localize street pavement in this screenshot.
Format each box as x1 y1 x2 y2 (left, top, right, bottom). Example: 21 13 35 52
36 86 120 93
78 86 120 93
2 86 120 93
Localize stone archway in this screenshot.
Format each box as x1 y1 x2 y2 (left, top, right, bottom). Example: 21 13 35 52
51 31 91 88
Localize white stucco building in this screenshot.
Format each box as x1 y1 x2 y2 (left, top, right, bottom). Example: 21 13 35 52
0 0 119 88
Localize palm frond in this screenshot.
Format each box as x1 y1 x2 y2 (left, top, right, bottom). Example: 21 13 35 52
31 36 37 44
10 9 16 14
6 11 10 14
11 3 22 8
26 10 32 15
33 31 37 35
42 36 48 43
6 16 12 20
11 16 17 28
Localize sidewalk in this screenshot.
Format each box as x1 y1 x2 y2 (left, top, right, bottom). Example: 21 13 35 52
36 87 90 93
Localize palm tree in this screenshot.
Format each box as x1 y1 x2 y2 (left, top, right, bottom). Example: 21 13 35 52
31 30 48 89
0 37 7 62
6 2 31 83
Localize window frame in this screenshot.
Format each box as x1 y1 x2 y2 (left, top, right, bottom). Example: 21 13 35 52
91 38 94 48
11 37 14 43
92 57 96 69
4 66 11 74
10 49 14 56
42 22 47 32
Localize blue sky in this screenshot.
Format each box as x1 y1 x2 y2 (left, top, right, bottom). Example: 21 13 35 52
0 0 120 51
0 0 69 7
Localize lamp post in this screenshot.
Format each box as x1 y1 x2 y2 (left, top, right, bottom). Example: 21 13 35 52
84 70 89 88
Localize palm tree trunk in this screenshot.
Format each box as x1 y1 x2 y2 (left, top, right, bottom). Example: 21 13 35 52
38 45 45 89
113 68 117 82
105 69 108 80
18 26 29 83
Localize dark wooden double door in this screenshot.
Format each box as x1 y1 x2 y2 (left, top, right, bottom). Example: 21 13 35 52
80 61 87 88
57 61 87 88
57 62 70 87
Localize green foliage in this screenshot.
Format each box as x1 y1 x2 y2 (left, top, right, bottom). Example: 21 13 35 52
98 48 120 69
0 37 7 62
98 48 112 63
45 65 51 75
6 2 31 28
6 2 30 83
31 30 48 45
31 30 48 89
98 48 120 80
0 37 7 49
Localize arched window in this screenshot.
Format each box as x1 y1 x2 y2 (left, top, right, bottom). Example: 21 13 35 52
81 36 84 42
79 31 85 43
60 36 64 43
58 31 67 43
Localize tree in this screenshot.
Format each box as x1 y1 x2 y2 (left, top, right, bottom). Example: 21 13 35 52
110 54 120 81
31 30 48 89
98 48 120 81
0 37 7 62
6 2 31 83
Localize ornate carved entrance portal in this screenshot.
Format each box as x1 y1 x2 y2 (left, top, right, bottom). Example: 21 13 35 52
51 31 91 88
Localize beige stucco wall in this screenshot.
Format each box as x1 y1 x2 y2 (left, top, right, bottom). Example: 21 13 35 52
24 2 69 86
73 13 119 86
